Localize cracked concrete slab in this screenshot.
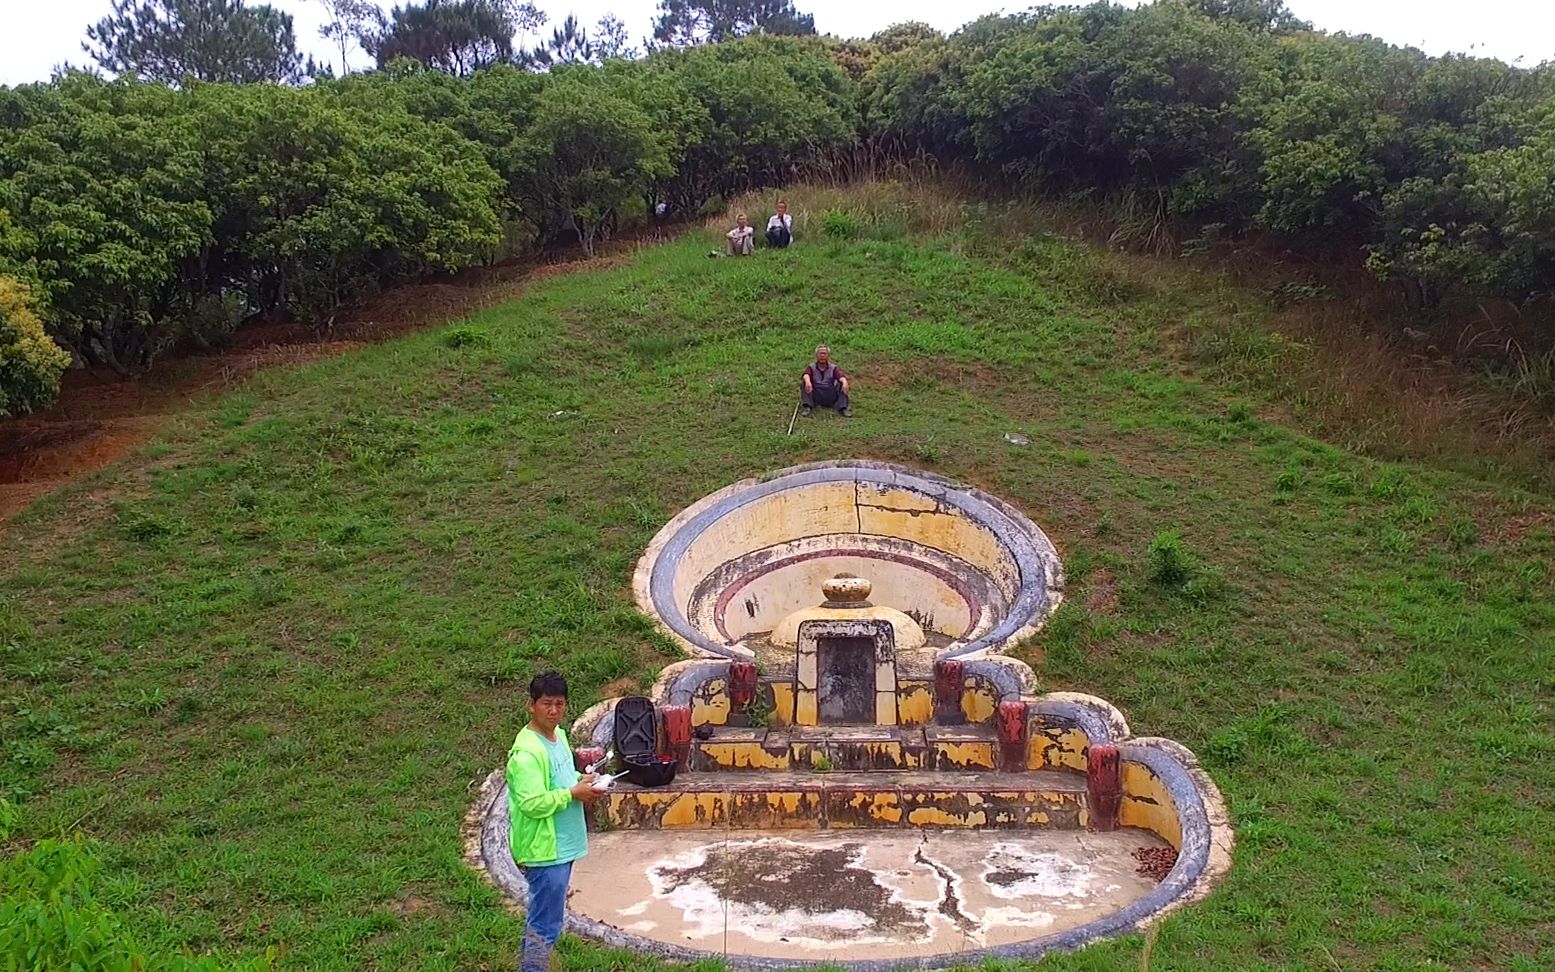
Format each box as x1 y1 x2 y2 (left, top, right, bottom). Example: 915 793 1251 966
566 828 1166 961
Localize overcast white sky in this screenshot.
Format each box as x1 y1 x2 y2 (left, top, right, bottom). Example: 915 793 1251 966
2 0 1551 85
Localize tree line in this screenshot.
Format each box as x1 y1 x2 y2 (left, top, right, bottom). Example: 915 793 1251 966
2 0 1553 416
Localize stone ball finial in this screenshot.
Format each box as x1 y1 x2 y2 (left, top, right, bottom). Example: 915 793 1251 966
822 573 872 606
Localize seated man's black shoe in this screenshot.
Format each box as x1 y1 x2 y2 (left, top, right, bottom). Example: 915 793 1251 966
801 405 813 417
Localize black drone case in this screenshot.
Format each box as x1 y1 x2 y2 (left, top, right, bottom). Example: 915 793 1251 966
611 696 678 787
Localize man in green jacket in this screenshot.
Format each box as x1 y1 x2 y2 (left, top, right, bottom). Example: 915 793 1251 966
506 672 606 972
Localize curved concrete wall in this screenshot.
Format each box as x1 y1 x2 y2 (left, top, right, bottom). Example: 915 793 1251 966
634 461 1064 663
688 537 1000 643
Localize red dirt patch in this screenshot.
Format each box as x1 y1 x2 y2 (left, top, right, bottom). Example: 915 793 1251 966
599 676 642 699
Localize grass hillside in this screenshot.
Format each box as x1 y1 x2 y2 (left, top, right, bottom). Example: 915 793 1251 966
2 182 1552 971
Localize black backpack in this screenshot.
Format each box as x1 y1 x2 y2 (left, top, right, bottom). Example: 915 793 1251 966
612 696 678 787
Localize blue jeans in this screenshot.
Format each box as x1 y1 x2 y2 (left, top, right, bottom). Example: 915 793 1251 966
521 861 572 972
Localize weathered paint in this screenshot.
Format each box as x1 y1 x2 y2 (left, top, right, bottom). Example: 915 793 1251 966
962 684 997 724
701 543 990 644
728 791 824 829
907 806 988 828
696 741 791 771
795 690 818 727
691 678 731 726
826 790 904 827
897 684 933 725
634 462 1066 664
661 793 730 829
933 741 998 770
856 483 1020 599
769 681 794 727
1120 761 1182 849
1028 726 1090 772
824 740 905 771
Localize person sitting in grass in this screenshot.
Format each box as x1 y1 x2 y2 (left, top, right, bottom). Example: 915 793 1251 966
726 212 755 256
507 671 606 972
801 344 851 417
766 200 793 248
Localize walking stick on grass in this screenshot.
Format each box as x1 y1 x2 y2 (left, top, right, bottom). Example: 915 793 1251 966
786 401 800 436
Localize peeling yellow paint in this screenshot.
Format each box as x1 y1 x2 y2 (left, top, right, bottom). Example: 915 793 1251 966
692 680 730 726
961 685 996 724
935 741 997 769
897 686 933 725
1120 762 1182 849
660 793 728 829
906 806 988 827
701 742 790 770
770 682 794 727
1028 727 1090 771
831 792 902 826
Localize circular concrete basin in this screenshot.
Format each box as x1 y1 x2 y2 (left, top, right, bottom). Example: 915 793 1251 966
634 461 1063 669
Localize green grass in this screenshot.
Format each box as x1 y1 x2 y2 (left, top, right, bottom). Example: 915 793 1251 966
3 183 1554 971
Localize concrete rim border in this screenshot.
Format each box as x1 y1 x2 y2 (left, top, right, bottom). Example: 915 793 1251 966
465 722 1235 971
632 460 1065 662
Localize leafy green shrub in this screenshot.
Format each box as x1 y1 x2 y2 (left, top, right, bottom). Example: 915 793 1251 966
1145 530 1195 588
442 325 491 348
0 276 70 418
0 74 210 372
0 807 273 971
821 210 859 239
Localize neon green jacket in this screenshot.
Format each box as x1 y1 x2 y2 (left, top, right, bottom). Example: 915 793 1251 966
505 725 575 865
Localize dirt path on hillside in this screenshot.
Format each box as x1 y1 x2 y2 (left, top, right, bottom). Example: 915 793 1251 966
0 244 645 531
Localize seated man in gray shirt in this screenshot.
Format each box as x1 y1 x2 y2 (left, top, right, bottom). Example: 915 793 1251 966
801 344 851 417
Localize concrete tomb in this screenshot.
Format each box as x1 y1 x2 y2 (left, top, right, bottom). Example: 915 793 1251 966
469 461 1234 968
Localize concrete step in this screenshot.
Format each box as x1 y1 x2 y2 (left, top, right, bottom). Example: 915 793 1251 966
688 723 1006 773
593 768 1089 831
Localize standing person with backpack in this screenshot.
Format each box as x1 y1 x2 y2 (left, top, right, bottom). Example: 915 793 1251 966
506 672 606 972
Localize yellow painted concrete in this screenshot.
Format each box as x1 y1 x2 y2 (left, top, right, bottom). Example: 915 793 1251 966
660 793 729 829
897 685 933 725
701 742 790 770
934 741 997 769
1120 762 1183 849
832 792 903 827
1028 727 1090 772
962 685 997 724
717 552 974 642
795 691 818 726
907 806 988 827
770 681 795 727
670 481 859 608
730 791 823 828
855 484 1020 597
771 602 926 650
691 679 730 726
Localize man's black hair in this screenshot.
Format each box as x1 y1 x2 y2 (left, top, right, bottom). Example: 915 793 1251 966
529 671 569 701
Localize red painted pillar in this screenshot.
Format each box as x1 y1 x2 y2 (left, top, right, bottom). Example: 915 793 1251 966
729 662 757 711
933 659 964 725
662 704 693 771
1087 744 1122 832
996 700 1028 772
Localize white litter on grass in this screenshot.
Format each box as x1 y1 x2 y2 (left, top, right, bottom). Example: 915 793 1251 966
1004 433 1029 446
